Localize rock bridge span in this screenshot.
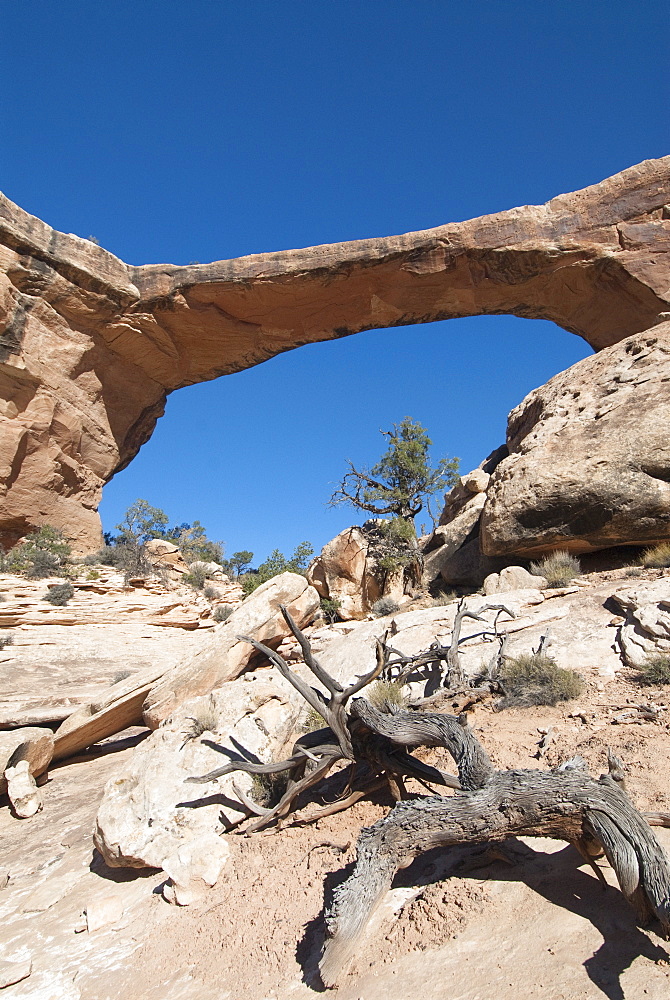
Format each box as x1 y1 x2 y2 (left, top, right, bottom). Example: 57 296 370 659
1 156 669 549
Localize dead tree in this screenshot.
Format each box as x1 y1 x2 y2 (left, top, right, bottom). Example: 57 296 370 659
319 751 670 988
184 605 496 832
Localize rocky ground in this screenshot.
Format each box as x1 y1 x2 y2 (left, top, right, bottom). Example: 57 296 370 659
2 565 670 1000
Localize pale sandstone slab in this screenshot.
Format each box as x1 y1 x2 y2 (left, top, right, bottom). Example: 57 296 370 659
143 572 320 729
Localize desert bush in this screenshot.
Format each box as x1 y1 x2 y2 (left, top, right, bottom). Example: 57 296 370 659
301 705 326 733
320 597 342 624
8 525 71 578
184 566 206 590
498 652 583 708
212 604 233 623
366 680 407 711
530 550 581 587
112 669 133 684
640 542 670 569
636 653 670 686
203 585 219 600
0 631 13 651
86 569 100 580
43 582 74 606
251 769 290 808
371 596 400 618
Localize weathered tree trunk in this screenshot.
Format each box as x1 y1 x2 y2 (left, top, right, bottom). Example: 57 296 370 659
319 766 670 987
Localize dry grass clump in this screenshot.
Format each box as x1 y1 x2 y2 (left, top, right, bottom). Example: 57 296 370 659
432 588 457 607
371 596 401 617
498 652 584 708
212 604 233 623
366 680 407 712
181 695 220 744
43 582 74 606
637 653 670 686
530 550 581 587
251 769 290 808
640 542 670 569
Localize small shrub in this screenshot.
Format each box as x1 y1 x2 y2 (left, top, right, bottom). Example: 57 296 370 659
182 695 220 741
366 680 407 712
86 569 100 580
8 525 71 578
112 669 133 684
637 653 670 686
0 631 13 651
43 582 74 606
498 652 583 708
212 604 233 623
320 597 342 624
530 550 581 587
371 596 400 618
251 769 290 808
203 585 219 600
640 542 670 569
184 566 206 590
301 705 326 732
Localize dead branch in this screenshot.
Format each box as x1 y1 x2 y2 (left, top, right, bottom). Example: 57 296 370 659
319 754 670 988
185 607 474 831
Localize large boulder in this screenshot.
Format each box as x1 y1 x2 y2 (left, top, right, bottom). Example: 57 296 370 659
307 527 370 620
611 578 670 667
308 522 418 620
95 679 299 871
143 572 319 728
1 159 669 548
481 324 670 557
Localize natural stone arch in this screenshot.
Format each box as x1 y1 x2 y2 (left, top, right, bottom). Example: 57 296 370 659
1 157 669 549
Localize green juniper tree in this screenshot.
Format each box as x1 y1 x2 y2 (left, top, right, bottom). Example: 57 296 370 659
330 417 459 524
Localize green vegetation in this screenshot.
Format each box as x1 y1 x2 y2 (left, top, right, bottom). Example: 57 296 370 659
320 596 342 623
499 652 583 708
530 550 581 587
43 582 75 606
212 604 233 623
242 542 314 595
331 417 459 524
184 566 207 590
640 542 670 569
6 525 71 579
636 653 670 686
221 551 254 579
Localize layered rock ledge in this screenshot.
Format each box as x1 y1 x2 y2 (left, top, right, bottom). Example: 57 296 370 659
1 157 669 547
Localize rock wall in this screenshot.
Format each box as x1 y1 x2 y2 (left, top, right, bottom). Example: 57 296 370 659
1 157 670 548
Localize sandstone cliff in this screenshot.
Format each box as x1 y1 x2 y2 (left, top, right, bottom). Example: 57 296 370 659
2 158 670 548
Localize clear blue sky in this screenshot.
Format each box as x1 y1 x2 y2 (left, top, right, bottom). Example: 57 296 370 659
2 2 667 563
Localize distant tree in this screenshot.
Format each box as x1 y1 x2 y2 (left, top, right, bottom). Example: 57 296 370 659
115 499 169 544
330 417 460 523
242 542 314 595
222 550 254 579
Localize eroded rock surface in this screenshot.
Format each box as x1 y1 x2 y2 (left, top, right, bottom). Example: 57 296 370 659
481 323 670 556
2 158 670 547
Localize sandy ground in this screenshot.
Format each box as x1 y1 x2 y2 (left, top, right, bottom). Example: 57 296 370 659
2 574 670 1000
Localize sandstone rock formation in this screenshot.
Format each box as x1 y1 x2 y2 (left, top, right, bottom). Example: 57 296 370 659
308 521 418 619
2 158 669 548
481 323 670 556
